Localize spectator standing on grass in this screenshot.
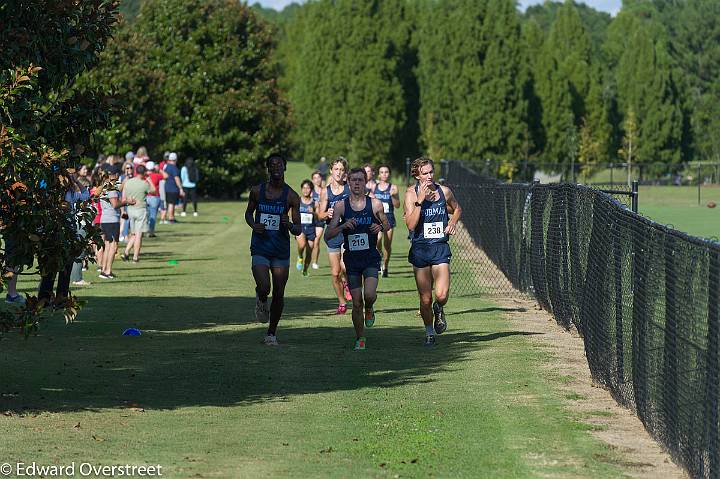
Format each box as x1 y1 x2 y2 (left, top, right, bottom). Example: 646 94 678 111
69 172 92 287
76 164 91 189
3 237 25 305
98 171 136 279
119 162 134 242
181 157 199 217
163 152 184 224
121 165 155 263
133 146 149 170
158 151 169 224
145 161 162 237
90 174 104 271
38 175 92 304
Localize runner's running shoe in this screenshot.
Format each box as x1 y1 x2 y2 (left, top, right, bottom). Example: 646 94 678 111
433 302 447 334
364 308 375 328
311 263 319 270
264 334 278 346
354 337 366 351
296 257 303 271
336 303 347 315
424 335 436 347
256 297 269 323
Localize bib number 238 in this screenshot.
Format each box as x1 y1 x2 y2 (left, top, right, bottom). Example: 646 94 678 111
348 233 369 251
423 221 444 239
260 213 280 231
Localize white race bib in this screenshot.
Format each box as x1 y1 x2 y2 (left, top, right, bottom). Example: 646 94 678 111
348 233 369 251
423 221 444 239
383 202 390 213
260 213 280 231
301 212 314 225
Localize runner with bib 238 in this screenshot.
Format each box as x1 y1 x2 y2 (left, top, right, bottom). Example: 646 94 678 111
404 157 462 348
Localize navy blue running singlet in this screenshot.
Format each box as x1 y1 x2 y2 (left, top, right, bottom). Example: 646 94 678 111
250 183 290 260
325 183 350 249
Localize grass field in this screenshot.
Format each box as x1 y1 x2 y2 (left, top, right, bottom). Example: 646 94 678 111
1 162 637 478
637 185 720 240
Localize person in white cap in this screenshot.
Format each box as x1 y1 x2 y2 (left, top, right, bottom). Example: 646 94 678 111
145 161 163 236
162 152 184 223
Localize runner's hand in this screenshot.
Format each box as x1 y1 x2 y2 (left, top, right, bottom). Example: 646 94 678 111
445 222 457 235
369 223 382 234
252 223 266 234
343 218 357 230
280 215 291 229
126 197 137 206
327 207 334 219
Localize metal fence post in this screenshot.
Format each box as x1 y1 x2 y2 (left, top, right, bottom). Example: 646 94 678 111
698 163 702 206
631 181 639 214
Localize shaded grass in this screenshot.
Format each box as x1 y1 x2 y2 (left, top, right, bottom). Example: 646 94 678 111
0 161 629 478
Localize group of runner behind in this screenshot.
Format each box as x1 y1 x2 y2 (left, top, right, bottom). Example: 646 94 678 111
245 155 462 350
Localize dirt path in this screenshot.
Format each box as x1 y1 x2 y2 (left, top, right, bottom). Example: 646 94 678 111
457 227 688 479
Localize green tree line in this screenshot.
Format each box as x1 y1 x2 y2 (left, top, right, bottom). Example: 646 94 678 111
104 0 720 183
256 0 717 178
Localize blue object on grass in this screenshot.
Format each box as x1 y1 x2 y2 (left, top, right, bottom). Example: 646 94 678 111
122 328 141 336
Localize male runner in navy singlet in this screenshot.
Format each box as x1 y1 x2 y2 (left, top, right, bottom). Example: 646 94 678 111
326 168 390 350
245 154 302 345
404 157 462 347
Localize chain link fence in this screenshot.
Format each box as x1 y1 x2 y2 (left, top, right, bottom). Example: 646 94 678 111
444 160 719 479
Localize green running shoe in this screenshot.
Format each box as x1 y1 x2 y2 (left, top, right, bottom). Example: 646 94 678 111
364 308 375 328
354 337 366 351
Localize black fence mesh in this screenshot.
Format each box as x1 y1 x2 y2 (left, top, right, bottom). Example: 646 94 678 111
444 161 719 479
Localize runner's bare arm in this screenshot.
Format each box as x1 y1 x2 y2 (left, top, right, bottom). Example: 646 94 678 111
442 185 462 235
245 186 264 234
390 184 401 208
325 201 350 241
317 189 330 221
283 189 302 236
404 186 423 230
370 199 390 234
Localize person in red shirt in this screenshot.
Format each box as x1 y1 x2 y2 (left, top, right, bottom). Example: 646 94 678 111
145 161 163 237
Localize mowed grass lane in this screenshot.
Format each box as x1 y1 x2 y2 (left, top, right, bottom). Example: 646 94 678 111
0 162 627 478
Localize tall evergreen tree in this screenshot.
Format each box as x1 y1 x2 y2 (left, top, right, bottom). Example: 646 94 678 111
290 0 409 167
671 0 720 161
417 0 527 174
609 12 683 168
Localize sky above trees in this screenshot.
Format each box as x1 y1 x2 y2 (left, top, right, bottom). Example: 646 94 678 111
255 0 621 15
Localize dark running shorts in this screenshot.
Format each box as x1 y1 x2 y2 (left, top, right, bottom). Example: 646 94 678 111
301 225 316 241
165 191 180 205
408 242 451 269
101 223 121 242
347 265 380 290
